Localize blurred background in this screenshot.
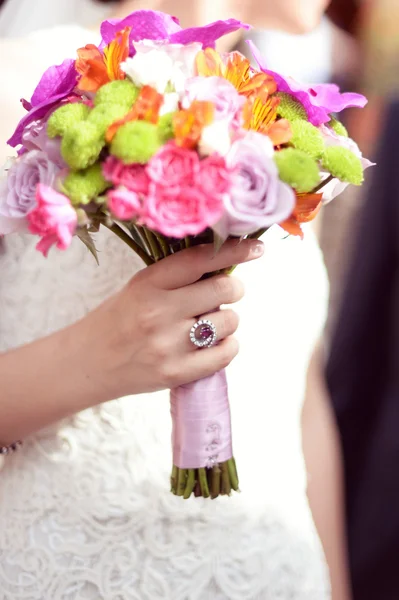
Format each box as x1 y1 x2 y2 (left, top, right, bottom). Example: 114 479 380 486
0 1 398 599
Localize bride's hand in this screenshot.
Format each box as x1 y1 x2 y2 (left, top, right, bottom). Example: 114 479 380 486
0 238 263 444
83 238 264 399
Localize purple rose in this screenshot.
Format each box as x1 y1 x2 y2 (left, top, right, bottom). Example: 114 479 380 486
22 118 65 168
184 76 245 129
0 151 60 235
215 131 295 237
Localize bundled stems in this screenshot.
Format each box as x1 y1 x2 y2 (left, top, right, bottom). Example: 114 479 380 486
171 460 239 500
105 222 155 266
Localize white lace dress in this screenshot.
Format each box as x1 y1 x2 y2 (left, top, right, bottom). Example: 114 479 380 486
0 21 331 600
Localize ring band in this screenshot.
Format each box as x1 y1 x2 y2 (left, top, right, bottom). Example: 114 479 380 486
190 319 217 349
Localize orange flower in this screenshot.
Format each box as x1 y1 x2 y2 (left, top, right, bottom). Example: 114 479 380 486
103 27 131 81
243 93 277 131
196 48 276 98
173 101 214 149
106 86 163 142
76 45 109 92
76 27 130 92
280 193 323 238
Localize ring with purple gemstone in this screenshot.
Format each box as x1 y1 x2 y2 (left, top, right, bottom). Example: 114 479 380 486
190 319 217 349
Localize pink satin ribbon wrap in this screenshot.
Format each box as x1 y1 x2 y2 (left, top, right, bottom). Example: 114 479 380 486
170 369 233 469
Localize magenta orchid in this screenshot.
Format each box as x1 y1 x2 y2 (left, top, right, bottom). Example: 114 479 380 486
247 40 367 126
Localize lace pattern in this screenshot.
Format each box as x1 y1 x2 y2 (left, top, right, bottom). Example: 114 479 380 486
0 226 331 599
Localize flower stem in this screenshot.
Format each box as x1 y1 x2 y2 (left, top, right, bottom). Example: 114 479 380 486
143 228 162 261
154 233 171 258
211 465 221 499
177 468 188 496
104 222 154 266
311 174 334 194
183 469 196 499
227 458 239 491
198 468 210 498
171 465 178 494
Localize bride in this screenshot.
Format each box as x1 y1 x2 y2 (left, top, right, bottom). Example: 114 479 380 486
0 0 350 598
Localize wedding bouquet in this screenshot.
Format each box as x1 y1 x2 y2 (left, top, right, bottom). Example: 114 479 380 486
0 10 371 498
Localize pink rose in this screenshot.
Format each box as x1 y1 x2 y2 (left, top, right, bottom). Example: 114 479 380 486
28 184 77 257
142 184 223 238
198 155 232 197
146 143 200 190
108 188 141 220
103 156 149 195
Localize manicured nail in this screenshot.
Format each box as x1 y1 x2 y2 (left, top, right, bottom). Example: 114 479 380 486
250 241 264 257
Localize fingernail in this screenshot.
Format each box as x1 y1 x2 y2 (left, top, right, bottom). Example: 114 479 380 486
250 241 264 257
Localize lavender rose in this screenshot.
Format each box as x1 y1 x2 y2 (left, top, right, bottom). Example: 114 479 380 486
0 150 60 235
184 76 245 129
215 131 295 237
22 118 65 168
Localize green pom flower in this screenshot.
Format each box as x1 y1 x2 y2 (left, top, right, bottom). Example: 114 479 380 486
94 80 139 109
110 121 162 164
322 146 364 185
277 92 307 122
61 122 104 170
290 120 325 160
87 103 130 136
63 163 110 205
327 117 349 138
47 103 91 138
274 148 320 193
158 112 175 143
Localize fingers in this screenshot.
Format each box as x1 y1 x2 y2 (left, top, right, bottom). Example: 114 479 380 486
184 309 240 352
148 239 264 290
173 275 245 318
176 337 240 386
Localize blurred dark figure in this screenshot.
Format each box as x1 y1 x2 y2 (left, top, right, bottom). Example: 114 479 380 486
326 1 399 598
326 99 399 600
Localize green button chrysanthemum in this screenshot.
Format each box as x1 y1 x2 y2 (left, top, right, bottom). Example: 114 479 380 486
327 117 349 138
277 92 307 122
274 148 320 193
290 120 325 160
47 103 91 139
322 146 364 185
63 163 110 205
94 79 139 109
61 122 104 170
110 121 162 164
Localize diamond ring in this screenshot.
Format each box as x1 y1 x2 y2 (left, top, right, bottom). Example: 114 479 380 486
190 319 217 349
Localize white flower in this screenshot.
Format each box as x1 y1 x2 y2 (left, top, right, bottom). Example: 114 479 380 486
122 41 202 94
199 120 232 157
160 92 180 117
121 52 174 93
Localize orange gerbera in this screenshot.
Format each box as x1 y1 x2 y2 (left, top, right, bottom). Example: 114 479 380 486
280 193 323 238
173 101 214 149
76 27 131 92
196 48 276 98
106 86 163 142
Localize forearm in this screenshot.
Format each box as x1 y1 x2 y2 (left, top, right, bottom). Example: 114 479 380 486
0 319 109 444
302 346 352 600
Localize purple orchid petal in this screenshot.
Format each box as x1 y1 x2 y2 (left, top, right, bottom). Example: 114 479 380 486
100 10 181 47
30 59 77 107
170 19 250 48
309 83 368 113
8 60 78 149
247 39 367 126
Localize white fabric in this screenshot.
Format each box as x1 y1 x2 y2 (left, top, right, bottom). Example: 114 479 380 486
0 21 331 600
